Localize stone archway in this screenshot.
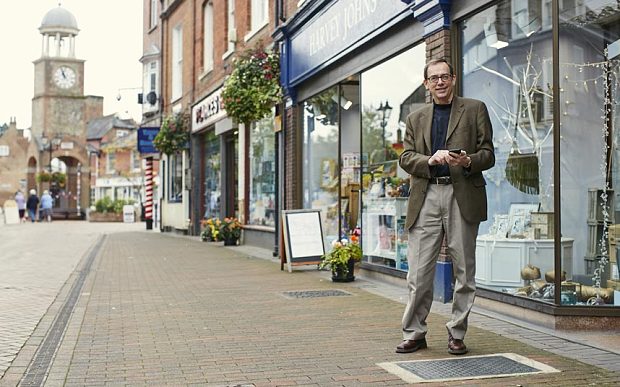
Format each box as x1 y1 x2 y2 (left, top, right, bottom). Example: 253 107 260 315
50 156 88 218
37 155 88 219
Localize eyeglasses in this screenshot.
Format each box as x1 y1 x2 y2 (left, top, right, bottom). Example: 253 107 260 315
427 74 453 83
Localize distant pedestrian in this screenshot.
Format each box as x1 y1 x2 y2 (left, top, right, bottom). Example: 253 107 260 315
15 190 26 222
26 189 39 223
40 190 54 222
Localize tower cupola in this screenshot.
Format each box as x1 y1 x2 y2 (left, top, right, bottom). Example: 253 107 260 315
39 4 79 58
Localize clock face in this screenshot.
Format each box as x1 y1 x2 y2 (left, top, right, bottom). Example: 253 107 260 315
53 66 76 89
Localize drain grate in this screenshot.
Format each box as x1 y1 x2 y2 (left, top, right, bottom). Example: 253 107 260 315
19 236 105 387
281 289 352 299
378 353 560 383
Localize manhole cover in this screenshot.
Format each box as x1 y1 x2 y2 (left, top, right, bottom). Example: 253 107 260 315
378 353 559 383
281 289 352 299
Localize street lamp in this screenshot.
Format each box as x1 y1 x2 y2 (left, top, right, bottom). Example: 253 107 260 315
377 100 393 160
41 134 62 172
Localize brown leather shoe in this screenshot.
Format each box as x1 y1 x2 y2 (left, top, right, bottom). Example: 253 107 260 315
396 338 427 353
447 331 468 355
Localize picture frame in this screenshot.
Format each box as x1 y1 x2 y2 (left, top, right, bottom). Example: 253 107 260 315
493 214 510 238
320 159 336 188
508 203 540 238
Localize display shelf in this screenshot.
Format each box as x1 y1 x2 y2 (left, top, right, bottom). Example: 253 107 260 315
362 197 409 271
475 234 574 288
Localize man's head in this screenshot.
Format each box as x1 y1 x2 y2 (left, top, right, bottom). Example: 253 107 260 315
423 58 456 105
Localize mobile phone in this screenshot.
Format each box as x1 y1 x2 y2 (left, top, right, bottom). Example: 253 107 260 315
448 148 462 155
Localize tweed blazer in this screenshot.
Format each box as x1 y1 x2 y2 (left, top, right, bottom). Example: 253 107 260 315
398 96 495 229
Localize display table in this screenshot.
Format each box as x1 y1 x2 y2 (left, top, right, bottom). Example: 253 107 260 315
475 235 574 287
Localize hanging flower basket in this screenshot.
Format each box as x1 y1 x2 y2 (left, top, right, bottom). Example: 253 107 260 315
36 171 52 183
221 45 281 125
153 113 190 155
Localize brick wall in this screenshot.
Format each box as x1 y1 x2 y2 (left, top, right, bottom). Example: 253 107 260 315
425 29 451 62
193 0 280 101
284 104 299 210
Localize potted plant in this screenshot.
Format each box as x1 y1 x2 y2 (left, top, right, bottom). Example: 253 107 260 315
219 217 242 246
319 237 363 282
200 217 221 242
153 112 190 155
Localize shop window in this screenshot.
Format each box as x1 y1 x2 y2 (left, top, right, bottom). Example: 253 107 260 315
302 86 339 248
559 0 619 306
460 1 555 300
169 152 183 202
248 114 276 227
203 130 221 219
460 0 620 307
360 43 426 271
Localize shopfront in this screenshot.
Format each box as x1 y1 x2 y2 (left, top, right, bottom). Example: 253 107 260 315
191 86 237 233
276 0 430 265
277 0 619 321
451 0 620 314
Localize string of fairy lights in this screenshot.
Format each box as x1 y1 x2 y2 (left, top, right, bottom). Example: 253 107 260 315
592 48 617 304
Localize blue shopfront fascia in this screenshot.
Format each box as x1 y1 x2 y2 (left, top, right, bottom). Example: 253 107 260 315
274 0 452 100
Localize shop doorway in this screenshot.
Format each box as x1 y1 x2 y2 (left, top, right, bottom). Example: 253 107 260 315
223 131 239 219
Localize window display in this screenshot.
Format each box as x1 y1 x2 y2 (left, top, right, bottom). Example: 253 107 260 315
460 0 620 306
302 87 339 248
203 130 220 219
360 43 426 271
169 152 183 202
248 115 275 227
559 1 620 306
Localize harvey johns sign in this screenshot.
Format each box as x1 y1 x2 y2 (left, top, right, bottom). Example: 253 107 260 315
289 0 411 85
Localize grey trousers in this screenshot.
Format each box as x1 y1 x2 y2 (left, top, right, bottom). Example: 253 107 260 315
402 183 479 341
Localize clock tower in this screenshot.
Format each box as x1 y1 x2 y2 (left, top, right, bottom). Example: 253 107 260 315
30 4 103 217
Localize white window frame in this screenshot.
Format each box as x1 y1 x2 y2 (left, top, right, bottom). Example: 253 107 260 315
249 0 268 38
106 152 115 174
203 2 214 74
150 0 158 29
226 0 236 55
171 24 183 102
134 151 142 171
149 61 158 93
168 152 183 202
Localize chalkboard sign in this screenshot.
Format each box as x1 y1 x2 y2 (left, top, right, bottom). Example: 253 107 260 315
281 209 325 272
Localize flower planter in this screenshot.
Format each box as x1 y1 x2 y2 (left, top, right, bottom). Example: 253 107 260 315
223 237 238 246
331 258 356 282
89 212 123 222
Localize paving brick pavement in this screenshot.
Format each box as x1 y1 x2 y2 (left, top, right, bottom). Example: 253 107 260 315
0 221 145 382
1 230 618 386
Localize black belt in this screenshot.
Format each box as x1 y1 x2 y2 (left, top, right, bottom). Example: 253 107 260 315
429 176 452 185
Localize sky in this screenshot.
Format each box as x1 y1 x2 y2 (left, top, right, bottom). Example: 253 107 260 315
0 0 143 129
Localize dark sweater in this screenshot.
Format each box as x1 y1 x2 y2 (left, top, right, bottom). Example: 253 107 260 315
430 102 452 177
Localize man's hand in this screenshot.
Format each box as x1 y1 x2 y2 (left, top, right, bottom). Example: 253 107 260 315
428 149 471 168
447 150 471 168
428 149 450 166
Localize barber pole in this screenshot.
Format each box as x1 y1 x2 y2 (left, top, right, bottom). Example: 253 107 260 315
145 157 153 229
